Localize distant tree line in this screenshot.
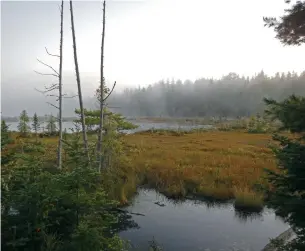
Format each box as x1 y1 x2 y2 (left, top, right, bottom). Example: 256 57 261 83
108 71 305 118
14 110 58 137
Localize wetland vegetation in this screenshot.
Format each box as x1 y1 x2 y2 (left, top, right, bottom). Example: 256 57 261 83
2 0 305 250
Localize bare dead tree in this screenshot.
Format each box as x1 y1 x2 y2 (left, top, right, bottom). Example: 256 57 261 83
58 0 64 170
34 0 64 169
97 0 106 172
97 0 117 171
69 0 90 163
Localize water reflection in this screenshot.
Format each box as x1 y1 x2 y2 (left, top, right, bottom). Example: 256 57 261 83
110 208 140 233
234 208 263 223
142 189 264 222
120 189 288 251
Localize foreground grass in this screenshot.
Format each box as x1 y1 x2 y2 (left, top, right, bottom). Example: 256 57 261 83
123 130 278 209
8 130 279 209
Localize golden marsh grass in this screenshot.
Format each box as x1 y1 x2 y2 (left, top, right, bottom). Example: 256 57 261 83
123 130 277 207
7 130 280 208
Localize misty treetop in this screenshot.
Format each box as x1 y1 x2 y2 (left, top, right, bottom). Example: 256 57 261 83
107 71 305 118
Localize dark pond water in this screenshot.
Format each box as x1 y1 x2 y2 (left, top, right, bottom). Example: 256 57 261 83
119 189 289 251
7 120 287 250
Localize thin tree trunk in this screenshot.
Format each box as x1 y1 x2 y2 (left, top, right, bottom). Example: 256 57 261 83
97 0 106 172
69 0 90 163
57 0 64 169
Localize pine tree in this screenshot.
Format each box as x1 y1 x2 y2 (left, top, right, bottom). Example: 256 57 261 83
46 114 57 136
264 1 305 45
1 120 14 166
263 4 305 247
17 110 30 137
264 96 305 250
32 113 41 142
1 120 11 150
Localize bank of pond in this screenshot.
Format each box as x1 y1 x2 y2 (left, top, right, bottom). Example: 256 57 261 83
4 121 292 250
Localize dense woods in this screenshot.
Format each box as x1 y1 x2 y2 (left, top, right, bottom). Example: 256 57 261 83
108 71 305 118
1 0 305 250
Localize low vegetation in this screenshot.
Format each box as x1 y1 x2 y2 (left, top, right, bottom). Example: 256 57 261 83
123 129 278 210
4 124 280 210
2 0 305 249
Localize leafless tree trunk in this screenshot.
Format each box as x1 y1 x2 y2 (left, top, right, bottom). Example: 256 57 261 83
97 0 106 172
34 1 65 169
57 0 64 169
69 0 90 163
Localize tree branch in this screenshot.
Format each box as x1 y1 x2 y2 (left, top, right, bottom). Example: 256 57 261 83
46 102 59 110
103 81 116 102
45 83 59 90
34 70 58 78
45 47 60 58
46 94 60 98
105 105 121 109
63 94 78 99
37 59 60 76
35 87 58 94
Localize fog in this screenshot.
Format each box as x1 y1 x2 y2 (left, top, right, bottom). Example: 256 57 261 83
106 71 305 118
1 0 304 117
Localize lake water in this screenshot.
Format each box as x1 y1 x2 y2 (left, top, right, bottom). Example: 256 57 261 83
6 120 288 250
6 120 213 133
119 189 289 251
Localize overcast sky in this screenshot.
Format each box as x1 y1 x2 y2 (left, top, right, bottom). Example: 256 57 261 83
1 0 304 111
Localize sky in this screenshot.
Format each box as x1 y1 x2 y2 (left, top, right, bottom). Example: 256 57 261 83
1 0 304 115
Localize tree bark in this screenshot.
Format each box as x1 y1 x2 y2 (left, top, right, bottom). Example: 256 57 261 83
57 0 64 169
97 0 106 172
69 0 90 163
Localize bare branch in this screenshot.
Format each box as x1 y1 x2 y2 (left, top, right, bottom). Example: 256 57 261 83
45 47 60 58
35 88 46 94
63 94 78 99
103 81 116 102
37 59 60 76
34 70 58 78
34 87 58 94
45 84 59 90
46 102 59 110
105 105 121 109
46 94 60 98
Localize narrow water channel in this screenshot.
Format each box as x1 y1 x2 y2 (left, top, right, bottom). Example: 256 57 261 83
119 189 289 251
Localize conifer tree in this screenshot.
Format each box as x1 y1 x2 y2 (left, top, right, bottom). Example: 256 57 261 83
32 112 41 142
17 110 30 137
1 120 13 166
263 2 305 249
46 114 57 135
264 96 305 250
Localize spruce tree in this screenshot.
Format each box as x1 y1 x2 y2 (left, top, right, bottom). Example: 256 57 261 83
263 3 305 247
264 1 305 46
1 120 11 150
32 113 41 142
17 110 30 137
1 120 14 166
264 96 305 250
46 114 57 136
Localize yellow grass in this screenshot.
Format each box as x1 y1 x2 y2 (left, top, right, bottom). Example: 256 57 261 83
123 130 277 206
7 130 280 208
